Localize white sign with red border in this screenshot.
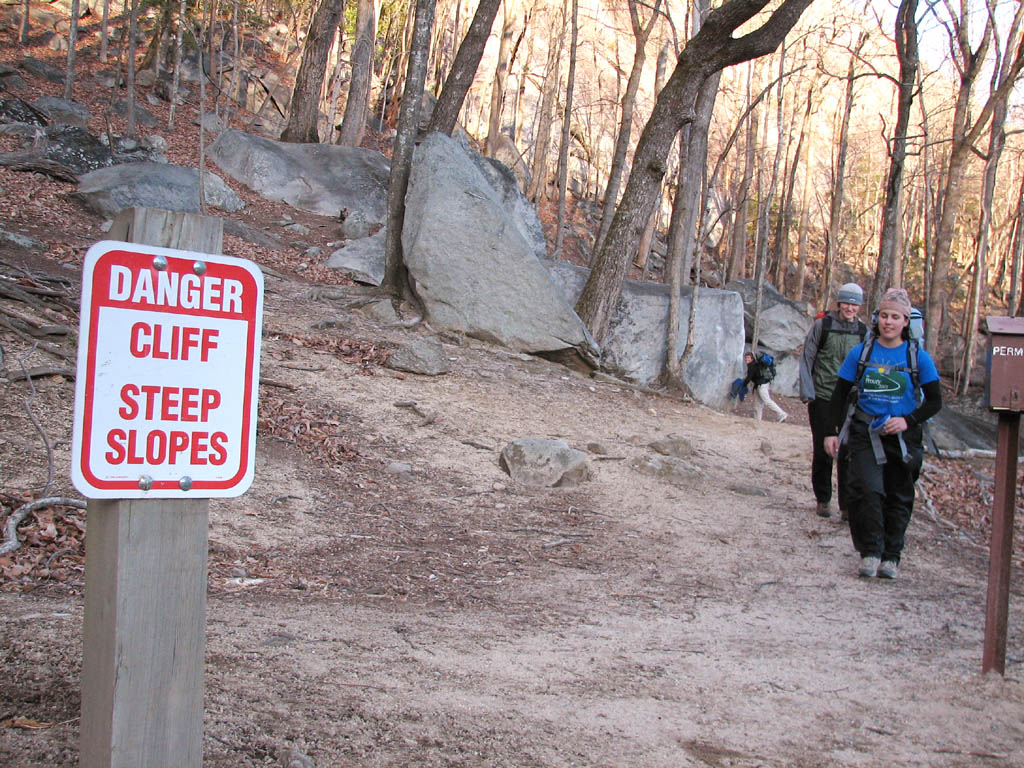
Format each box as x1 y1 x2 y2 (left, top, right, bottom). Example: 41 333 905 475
72 241 264 498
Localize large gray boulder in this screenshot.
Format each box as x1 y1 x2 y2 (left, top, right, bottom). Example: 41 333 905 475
726 279 812 353
75 162 244 217
209 128 389 222
402 132 597 358
546 261 745 409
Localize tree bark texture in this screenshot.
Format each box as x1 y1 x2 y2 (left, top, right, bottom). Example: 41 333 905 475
429 0 503 136
338 0 377 146
574 0 815 344
383 0 436 295
281 0 346 143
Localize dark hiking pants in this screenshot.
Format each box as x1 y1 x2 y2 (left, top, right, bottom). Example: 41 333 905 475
845 421 923 562
808 398 849 509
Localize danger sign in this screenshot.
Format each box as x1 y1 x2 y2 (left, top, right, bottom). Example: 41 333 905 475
72 241 264 498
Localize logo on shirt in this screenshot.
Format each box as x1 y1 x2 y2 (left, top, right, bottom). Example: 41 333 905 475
862 366 906 397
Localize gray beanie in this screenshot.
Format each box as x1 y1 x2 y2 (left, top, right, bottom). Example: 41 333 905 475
836 283 863 306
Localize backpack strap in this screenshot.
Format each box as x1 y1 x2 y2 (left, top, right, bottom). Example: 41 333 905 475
838 337 876 446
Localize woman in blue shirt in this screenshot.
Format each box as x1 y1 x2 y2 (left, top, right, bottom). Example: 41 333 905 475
823 289 942 580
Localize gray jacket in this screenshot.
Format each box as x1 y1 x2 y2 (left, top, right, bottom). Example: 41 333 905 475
799 311 867 403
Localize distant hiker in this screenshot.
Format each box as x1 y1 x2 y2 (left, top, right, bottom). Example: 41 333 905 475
799 282 867 519
743 351 787 423
824 288 942 581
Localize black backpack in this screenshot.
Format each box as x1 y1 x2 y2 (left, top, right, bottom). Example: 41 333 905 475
755 352 776 383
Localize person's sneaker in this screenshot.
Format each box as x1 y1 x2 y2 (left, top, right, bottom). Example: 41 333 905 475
816 502 831 518
778 413 788 424
859 556 881 578
878 560 899 580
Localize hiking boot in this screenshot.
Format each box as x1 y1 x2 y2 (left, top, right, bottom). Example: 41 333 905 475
859 556 881 578
839 507 849 522
816 502 831 518
878 560 899 580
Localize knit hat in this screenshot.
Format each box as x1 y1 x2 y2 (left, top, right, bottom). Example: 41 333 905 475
836 282 863 306
878 287 912 318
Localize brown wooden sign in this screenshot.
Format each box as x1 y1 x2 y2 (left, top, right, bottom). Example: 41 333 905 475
984 316 1024 412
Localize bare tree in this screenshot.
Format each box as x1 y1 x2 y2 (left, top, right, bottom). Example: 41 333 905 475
553 0 579 258
821 30 867 309
574 0 814 345
281 0 347 143
382 0 436 298
958 0 1024 392
727 71 756 283
870 0 919 309
99 0 112 62
428 0 503 136
527 7 566 203
64 0 80 101
924 0 1024 354
484 0 517 153
337 0 377 146
594 0 663 253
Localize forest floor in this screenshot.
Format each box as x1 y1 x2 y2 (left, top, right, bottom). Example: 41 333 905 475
3 14 1024 768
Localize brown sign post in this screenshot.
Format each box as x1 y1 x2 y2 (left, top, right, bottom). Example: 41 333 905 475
981 316 1024 675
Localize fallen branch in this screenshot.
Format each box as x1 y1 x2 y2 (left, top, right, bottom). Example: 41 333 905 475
5 365 75 382
1 496 88 556
0 151 79 183
933 748 1009 759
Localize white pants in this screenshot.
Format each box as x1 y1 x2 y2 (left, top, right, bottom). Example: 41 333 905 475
753 383 787 422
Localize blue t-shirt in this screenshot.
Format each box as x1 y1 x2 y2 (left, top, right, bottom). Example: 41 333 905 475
837 340 939 418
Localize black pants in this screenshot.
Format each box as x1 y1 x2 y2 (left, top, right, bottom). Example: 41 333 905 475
844 421 923 562
808 399 849 508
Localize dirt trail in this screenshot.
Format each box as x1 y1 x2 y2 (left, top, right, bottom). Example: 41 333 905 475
3 274 1023 768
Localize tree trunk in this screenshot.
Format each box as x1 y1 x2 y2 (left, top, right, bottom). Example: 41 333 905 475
382 0 435 297
1010 174 1024 317
325 16 346 141
822 34 865 308
594 0 662 253
574 0 815 344
429 0 502 136
281 0 346 143
126 0 138 139
20 0 30 44
870 0 918 309
728 79 756 283
64 0 80 101
483 0 515 153
169 0 185 129
527 8 565 203
774 86 812 294
337 0 377 146
553 0 579 258
635 40 672 273
667 70 721 381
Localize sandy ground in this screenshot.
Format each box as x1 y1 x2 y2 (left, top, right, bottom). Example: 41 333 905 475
2 269 1023 768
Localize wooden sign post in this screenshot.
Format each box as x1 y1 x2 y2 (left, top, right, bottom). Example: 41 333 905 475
74 208 263 767
981 316 1024 675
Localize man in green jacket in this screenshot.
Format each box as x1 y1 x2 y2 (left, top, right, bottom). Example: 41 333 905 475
799 283 867 518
